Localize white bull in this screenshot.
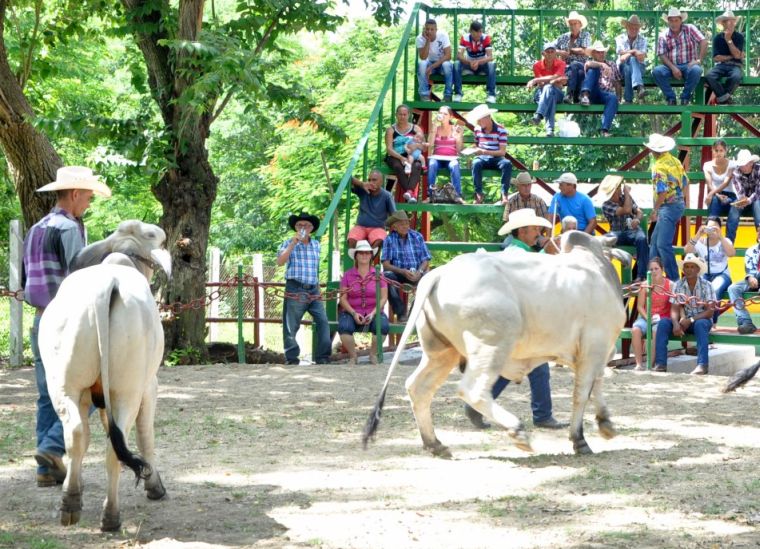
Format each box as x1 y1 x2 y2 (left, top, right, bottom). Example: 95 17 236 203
363 231 628 457
40 220 171 531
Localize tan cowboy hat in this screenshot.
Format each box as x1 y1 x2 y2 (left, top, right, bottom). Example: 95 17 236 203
715 10 739 25
498 208 552 236
36 166 112 198
511 172 534 186
554 172 578 185
348 239 378 260
735 149 760 166
385 210 410 228
644 133 676 153
590 40 608 52
662 8 687 23
678 252 707 276
465 104 498 126
621 14 643 27
565 10 588 29
598 174 624 200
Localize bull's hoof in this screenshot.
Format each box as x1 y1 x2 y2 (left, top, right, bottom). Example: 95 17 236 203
424 442 452 459
100 511 121 532
573 440 593 455
60 493 82 526
597 419 617 440
145 471 167 500
60 510 81 526
508 428 533 452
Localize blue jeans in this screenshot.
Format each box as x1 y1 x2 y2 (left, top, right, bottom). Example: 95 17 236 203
619 57 646 102
533 84 564 133
655 316 712 367
31 313 65 473
472 155 512 196
708 191 737 241
727 200 760 245
580 67 618 131
490 363 552 423
418 60 453 98
705 63 743 100
282 280 332 363
428 158 462 196
652 62 703 102
649 200 685 281
611 228 648 279
453 60 496 96
565 61 585 100
728 280 755 326
704 271 732 323
337 311 389 335
382 271 414 317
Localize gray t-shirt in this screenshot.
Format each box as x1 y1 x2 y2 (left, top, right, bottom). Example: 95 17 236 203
353 186 396 228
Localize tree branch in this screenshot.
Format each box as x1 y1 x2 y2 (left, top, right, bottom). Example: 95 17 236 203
253 6 286 57
19 0 42 90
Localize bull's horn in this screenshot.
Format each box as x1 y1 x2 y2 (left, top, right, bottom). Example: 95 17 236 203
151 249 172 277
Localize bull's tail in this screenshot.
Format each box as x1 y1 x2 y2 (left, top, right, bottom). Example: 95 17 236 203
361 269 440 448
94 275 150 485
722 360 760 393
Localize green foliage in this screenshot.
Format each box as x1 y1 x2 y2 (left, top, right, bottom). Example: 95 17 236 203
164 346 203 367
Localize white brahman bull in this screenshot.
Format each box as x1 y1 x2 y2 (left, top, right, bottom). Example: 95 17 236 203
363 231 629 457
40 220 171 531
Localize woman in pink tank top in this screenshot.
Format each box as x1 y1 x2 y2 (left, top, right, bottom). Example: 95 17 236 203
631 257 672 370
426 106 464 202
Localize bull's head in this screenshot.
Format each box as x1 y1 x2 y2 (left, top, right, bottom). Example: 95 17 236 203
560 230 632 268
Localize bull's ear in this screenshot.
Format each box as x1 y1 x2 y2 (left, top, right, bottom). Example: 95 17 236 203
597 234 618 247
150 248 172 277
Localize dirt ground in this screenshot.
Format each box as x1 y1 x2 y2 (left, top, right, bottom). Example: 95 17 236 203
2 359 760 548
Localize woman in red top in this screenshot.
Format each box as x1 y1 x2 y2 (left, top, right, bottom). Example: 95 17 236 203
426 106 464 202
526 43 567 137
631 257 672 370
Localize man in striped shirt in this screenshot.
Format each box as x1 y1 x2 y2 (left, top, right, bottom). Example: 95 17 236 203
652 8 708 106
465 103 512 204
615 15 648 103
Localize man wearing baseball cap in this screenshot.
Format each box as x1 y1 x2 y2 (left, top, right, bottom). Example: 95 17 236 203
527 42 567 137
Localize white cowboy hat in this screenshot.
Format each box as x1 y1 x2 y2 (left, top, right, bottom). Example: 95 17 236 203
590 40 608 52
554 172 578 185
662 8 687 23
36 166 112 197
715 10 739 24
565 10 588 29
621 14 643 27
498 208 552 236
644 133 676 153
735 149 760 166
678 252 707 276
465 104 498 126
512 172 534 186
348 239 378 260
598 174 625 200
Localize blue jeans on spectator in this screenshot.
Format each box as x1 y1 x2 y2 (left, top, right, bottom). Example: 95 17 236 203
337 311 389 335
611 228 648 279
454 60 496 96
652 62 703 102
533 84 564 134
708 190 737 241
704 271 732 323
565 61 585 101
428 158 462 196
619 57 646 102
649 200 685 281
580 67 618 132
282 279 332 363
727 200 760 246
472 155 512 197
31 313 65 474
490 363 552 423
728 280 756 327
705 62 743 101
418 60 453 99
655 316 712 368
382 271 415 318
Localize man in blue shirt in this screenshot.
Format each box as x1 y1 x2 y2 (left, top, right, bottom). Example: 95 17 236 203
705 10 744 105
277 212 332 365
549 172 597 234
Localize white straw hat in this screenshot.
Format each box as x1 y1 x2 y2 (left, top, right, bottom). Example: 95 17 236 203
348 239 378 259
565 11 588 29
598 174 625 200
36 166 112 197
735 149 760 166
498 208 552 236
643 133 676 153
678 252 707 276
662 8 688 23
465 104 498 126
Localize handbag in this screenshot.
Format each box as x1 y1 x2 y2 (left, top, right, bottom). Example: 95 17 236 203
429 183 461 204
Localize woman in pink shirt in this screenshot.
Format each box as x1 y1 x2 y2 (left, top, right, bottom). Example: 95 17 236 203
631 257 672 370
426 106 464 202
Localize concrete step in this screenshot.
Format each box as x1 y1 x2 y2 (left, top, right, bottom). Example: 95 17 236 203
646 344 755 376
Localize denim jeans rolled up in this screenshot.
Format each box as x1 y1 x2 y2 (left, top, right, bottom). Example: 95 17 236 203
728 280 754 326
655 316 711 367
652 62 703 102
337 311 389 335
727 200 760 245
490 363 552 423
454 60 496 96
611 228 648 279
533 84 564 133
619 57 646 102
471 155 512 196
282 280 332 363
427 157 462 196
382 271 414 317
580 67 618 131
565 61 585 100
649 200 685 281
418 60 453 98
704 62 743 99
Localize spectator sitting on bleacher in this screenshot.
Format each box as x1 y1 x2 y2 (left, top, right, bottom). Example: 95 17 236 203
416 18 453 102
348 171 395 253
616 15 648 104
599 174 649 281
653 253 715 375
402 134 427 177
381 211 431 322
728 149 760 239
501 172 554 251
579 41 621 138
703 140 737 241
727 226 760 334
427 105 464 203
527 42 567 137
632 258 672 371
561 215 577 231
652 8 708 106
705 10 744 105
453 20 496 104
465 103 512 205
548 172 597 234
555 11 590 104
385 104 425 203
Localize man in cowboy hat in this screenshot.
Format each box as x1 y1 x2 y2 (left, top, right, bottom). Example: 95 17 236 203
653 253 715 375
527 42 567 137
381 211 431 322
453 20 497 104
465 208 567 430
727 226 760 335
277 211 332 365
652 8 708 105
21 166 111 487
578 41 620 137
599 174 649 280
554 10 591 104
465 104 512 204
348 170 396 253
501 172 554 251
615 14 648 103
548 172 597 234
645 133 687 281
705 10 745 105
416 18 454 102
727 149 760 240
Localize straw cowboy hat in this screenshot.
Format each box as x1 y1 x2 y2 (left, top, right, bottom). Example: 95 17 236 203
512 172 534 186
565 10 588 29
678 252 707 276
590 40 608 52
598 174 625 200
498 208 552 236
348 239 378 260
554 172 578 185
385 210 410 228
36 166 112 197
662 8 687 23
735 149 760 166
621 14 643 28
716 10 739 25
288 211 320 232
643 133 676 153
465 104 498 126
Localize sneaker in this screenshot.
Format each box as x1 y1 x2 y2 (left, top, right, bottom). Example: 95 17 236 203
666 98 677 106
653 364 667 372
533 417 569 430
452 93 462 102
403 192 417 204
464 404 491 429
636 85 647 101
443 94 452 102
580 94 590 106
690 364 708 376
285 359 299 365
34 451 66 483
403 163 411 175
738 322 757 334
486 94 496 104
601 130 611 138
531 114 543 125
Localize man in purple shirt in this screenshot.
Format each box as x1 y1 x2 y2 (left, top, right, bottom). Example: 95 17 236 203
21 166 111 487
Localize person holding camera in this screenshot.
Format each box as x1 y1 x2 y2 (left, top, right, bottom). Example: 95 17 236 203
426 106 464 203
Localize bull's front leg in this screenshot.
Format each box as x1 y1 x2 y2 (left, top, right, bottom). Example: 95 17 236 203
135 376 166 500
591 375 616 440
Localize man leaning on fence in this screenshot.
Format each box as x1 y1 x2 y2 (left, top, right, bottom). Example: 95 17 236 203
277 212 332 365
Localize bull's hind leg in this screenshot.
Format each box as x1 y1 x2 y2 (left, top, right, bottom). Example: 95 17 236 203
100 439 122 531
591 375 616 440
135 376 166 500
569 360 599 455
52 391 86 526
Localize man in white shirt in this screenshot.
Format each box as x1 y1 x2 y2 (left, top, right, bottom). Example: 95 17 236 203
416 18 453 101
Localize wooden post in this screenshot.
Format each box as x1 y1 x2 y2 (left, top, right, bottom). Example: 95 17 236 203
208 247 220 342
251 253 264 348
9 220 23 368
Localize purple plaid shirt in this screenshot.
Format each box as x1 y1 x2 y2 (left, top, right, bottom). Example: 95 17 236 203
657 24 705 65
733 163 760 204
